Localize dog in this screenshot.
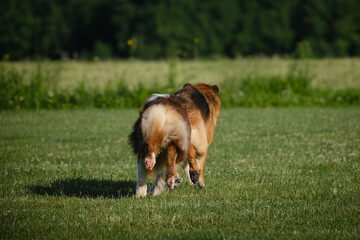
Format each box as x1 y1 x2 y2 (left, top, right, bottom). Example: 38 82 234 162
129 83 220 198
129 94 191 198
175 83 221 188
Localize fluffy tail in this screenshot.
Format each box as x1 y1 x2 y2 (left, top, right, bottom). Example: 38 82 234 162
140 104 190 167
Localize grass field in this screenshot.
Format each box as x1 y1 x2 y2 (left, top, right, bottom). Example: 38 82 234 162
1 108 359 239
4 58 360 91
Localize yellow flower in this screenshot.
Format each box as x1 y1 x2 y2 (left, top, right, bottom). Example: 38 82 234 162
74 105 78 109
193 38 199 44
15 168 19 171
127 39 133 46
93 56 99 62
4 54 10 60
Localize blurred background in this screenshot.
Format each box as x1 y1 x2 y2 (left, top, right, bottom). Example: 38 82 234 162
1 0 360 60
1 0 360 110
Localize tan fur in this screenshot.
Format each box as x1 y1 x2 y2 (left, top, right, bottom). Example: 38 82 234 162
129 96 191 198
129 83 220 197
141 104 190 156
176 83 221 188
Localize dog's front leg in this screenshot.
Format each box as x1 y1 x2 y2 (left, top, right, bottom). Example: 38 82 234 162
196 151 207 189
136 160 148 198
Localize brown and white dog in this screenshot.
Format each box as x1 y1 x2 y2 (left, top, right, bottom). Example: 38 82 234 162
129 83 220 198
175 83 221 188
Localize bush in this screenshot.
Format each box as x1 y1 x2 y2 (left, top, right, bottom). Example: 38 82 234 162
93 41 113 60
220 74 360 108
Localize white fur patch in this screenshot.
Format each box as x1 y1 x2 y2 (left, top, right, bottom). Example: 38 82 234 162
183 162 193 185
136 161 148 198
150 176 166 196
136 184 147 198
145 94 170 104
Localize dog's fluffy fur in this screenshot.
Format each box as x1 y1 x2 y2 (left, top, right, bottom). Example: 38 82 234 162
175 83 221 188
129 83 220 198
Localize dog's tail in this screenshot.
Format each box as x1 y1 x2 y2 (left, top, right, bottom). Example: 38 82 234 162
141 103 190 161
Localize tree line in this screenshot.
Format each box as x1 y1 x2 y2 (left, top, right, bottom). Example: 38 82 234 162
1 0 360 60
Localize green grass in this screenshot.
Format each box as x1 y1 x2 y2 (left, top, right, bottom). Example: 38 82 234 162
1 108 359 239
3 58 360 91
2 60 360 110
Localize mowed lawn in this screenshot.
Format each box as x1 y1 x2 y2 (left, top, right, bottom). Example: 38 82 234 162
0 108 359 239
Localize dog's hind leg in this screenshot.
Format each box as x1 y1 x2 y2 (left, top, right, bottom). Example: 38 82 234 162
173 172 182 187
166 144 178 189
187 144 201 185
144 137 162 170
149 174 166 196
183 162 192 185
145 152 156 170
136 160 148 198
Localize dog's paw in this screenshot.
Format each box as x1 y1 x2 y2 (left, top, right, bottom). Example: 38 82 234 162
189 170 199 184
135 192 147 198
167 176 175 189
195 181 205 190
145 153 156 170
174 177 181 187
135 184 147 198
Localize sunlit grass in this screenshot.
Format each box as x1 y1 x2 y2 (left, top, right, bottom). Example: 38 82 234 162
3 58 360 91
0 108 359 239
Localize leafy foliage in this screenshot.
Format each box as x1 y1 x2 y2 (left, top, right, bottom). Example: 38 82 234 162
1 0 360 59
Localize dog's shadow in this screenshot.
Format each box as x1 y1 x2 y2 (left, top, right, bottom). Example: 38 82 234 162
28 178 136 198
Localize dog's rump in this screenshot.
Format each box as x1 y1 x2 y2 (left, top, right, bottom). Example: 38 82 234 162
129 96 191 160
141 103 190 155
